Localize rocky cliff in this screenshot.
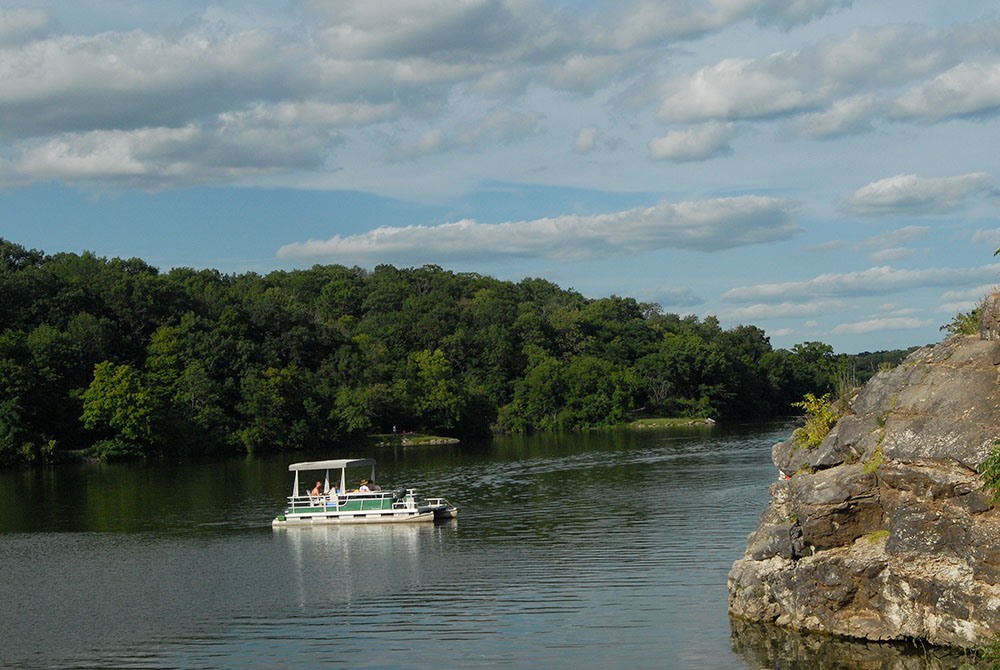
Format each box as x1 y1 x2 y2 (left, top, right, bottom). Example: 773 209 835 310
728 320 1000 648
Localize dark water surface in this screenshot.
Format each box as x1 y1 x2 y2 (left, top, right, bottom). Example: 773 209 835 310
0 423 969 669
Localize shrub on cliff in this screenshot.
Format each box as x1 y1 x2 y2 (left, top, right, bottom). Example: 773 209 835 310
978 440 1000 503
792 392 846 449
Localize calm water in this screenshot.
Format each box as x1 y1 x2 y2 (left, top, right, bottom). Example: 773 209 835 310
0 424 969 669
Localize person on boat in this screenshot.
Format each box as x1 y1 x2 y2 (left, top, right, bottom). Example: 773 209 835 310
310 481 323 498
358 479 371 492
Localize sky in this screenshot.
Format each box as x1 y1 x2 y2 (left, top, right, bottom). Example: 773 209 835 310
2 1 1000 354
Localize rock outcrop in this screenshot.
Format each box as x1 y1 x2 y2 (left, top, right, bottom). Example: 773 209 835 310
728 324 1000 648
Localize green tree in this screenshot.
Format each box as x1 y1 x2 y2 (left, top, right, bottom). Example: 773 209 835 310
81 361 157 457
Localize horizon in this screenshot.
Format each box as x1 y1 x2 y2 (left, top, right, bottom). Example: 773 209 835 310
2 1 999 355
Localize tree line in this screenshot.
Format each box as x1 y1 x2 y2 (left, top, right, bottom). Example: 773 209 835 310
0 238 914 465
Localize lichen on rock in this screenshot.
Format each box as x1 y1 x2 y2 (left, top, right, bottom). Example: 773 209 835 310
729 327 1000 649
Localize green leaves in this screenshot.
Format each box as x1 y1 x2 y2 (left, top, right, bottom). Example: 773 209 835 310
81 361 156 452
791 392 843 449
977 441 1000 504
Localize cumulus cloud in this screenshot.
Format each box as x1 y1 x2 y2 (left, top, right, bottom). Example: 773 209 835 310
277 195 800 263
892 61 1000 121
2 120 331 190
787 94 879 139
860 172 996 216
1 1 998 198
0 29 313 140
846 172 996 216
657 56 820 123
723 264 1000 303
651 22 982 133
648 122 736 161
605 0 842 50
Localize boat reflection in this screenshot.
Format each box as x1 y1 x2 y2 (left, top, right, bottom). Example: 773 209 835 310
280 520 458 609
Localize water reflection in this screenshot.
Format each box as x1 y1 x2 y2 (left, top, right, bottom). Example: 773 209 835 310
279 522 453 608
730 617 981 670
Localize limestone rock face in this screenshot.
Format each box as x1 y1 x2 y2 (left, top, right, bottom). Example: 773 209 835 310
729 332 1000 648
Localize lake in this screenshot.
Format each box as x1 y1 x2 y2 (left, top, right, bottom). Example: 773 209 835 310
0 423 973 669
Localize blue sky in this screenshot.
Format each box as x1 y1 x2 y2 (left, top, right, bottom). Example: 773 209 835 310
2 1 1000 354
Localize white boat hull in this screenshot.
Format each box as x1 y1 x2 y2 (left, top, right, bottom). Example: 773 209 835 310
272 509 435 526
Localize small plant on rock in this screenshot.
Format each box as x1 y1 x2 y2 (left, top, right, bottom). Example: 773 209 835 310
792 393 843 449
977 440 1000 504
941 296 985 337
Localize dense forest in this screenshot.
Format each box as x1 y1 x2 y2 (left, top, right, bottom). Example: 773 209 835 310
0 238 915 466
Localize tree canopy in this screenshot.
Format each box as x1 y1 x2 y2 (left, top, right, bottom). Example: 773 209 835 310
0 238 915 465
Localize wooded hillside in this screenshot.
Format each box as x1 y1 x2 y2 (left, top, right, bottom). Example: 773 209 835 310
0 238 913 464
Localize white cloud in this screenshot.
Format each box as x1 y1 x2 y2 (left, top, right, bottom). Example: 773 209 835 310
657 56 819 123
892 61 1000 121
0 9 51 46
648 122 736 162
788 94 878 139
940 284 998 303
573 127 599 154
0 29 313 140
831 316 932 335
859 225 931 249
1 2 998 197
724 300 848 320
856 225 929 262
277 195 800 263
846 172 996 216
605 0 844 50
3 120 330 189
308 1 542 60
723 264 1000 303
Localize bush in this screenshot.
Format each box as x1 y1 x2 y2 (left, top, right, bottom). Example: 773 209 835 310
941 305 980 336
792 393 843 449
89 438 145 462
978 441 1000 503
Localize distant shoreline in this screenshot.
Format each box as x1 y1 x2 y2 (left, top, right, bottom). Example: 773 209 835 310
628 417 716 429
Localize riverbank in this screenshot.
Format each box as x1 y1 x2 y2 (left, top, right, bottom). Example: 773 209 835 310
629 417 716 429
371 433 461 446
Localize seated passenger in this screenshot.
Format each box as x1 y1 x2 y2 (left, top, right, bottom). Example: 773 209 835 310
358 479 371 492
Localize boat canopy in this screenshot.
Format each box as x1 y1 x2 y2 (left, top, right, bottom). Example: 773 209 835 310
288 458 375 472
287 458 377 497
